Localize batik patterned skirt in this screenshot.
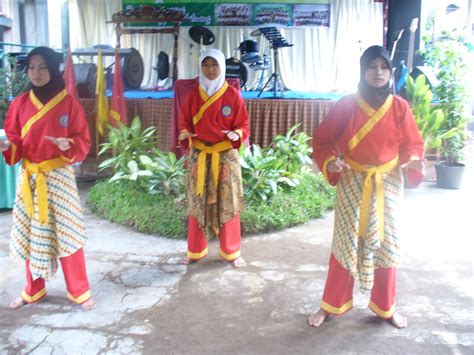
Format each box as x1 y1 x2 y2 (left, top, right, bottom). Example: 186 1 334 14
331 167 403 292
10 165 87 280
187 148 244 239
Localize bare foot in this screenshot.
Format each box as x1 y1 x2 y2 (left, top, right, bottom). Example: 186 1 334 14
231 257 247 268
81 298 96 311
180 257 198 265
389 312 407 329
308 308 329 327
9 297 26 309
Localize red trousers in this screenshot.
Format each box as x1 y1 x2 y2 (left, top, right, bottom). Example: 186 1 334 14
321 254 397 319
21 248 92 305
187 214 242 261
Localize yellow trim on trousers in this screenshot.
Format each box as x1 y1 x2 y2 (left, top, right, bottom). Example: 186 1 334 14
21 288 46 303
187 247 209 260
67 290 92 304
219 249 240 261
321 299 353 315
369 300 396 319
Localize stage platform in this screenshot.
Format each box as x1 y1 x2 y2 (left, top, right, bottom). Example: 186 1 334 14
119 89 345 101
80 90 344 162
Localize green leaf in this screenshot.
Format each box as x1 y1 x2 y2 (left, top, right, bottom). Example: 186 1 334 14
98 157 118 170
109 172 126 182
439 127 458 140
139 155 153 165
268 179 278 194
137 170 153 177
427 137 442 149
127 160 138 173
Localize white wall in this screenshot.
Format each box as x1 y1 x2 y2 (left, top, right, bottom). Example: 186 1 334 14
47 0 63 49
2 0 21 45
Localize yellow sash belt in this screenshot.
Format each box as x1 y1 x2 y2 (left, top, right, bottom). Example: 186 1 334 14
345 156 399 241
192 139 232 196
22 157 68 224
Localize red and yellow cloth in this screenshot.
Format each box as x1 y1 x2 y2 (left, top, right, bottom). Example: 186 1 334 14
313 93 422 294
313 93 423 186
3 89 90 280
178 79 249 151
3 89 90 166
178 78 249 258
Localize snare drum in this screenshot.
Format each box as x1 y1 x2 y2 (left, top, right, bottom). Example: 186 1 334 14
239 40 260 64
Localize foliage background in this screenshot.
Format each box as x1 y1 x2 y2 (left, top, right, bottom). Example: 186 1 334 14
0 58 29 128
88 120 335 239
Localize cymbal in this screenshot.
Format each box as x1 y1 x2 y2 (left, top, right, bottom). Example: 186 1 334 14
189 26 215 45
250 28 261 37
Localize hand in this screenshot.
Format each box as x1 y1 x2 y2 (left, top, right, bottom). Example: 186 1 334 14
327 157 351 173
44 136 72 151
178 130 197 141
0 139 11 152
222 130 239 142
402 159 424 172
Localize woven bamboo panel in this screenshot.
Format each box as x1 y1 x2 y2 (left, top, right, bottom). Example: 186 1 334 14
125 99 174 152
245 99 335 147
79 98 336 159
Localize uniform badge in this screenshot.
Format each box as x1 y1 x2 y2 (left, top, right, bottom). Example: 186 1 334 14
59 114 69 128
221 105 232 117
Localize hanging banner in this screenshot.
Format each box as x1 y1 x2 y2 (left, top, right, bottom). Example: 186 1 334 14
123 4 214 26
123 0 329 4
253 4 292 27
120 2 331 27
215 4 252 26
293 4 330 27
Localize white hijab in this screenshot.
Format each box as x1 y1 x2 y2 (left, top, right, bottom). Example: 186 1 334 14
199 48 226 97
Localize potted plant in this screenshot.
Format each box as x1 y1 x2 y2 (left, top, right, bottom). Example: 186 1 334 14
404 74 457 186
421 31 470 189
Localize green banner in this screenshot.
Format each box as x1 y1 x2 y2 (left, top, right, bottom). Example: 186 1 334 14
125 4 214 26
121 2 330 27
123 1 329 4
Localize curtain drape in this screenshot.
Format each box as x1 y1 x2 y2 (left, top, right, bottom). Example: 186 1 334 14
68 0 383 92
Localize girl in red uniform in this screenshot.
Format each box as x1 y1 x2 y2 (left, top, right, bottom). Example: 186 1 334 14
308 46 423 328
0 46 96 310
178 48 250 267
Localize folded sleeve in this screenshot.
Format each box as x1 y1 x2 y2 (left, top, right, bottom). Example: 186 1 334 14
60 97 91 163
2 97 23 166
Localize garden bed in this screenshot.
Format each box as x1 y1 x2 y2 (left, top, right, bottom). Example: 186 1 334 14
88 173 335 239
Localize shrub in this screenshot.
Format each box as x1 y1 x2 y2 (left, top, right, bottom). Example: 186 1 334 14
89 122 335 238
88 172 335 239
0 56 29 128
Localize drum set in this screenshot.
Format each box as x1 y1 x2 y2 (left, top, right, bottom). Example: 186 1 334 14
237 33 271 91
236 27 292 96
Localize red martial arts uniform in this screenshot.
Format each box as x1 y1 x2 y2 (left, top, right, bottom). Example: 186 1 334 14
313 93 423 319
3 89 93 305
179 79 250 261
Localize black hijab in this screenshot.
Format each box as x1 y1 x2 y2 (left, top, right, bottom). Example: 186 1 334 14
358 45 393 109
27 46 65 104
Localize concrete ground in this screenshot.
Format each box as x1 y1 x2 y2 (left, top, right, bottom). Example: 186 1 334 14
0 145 473 354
